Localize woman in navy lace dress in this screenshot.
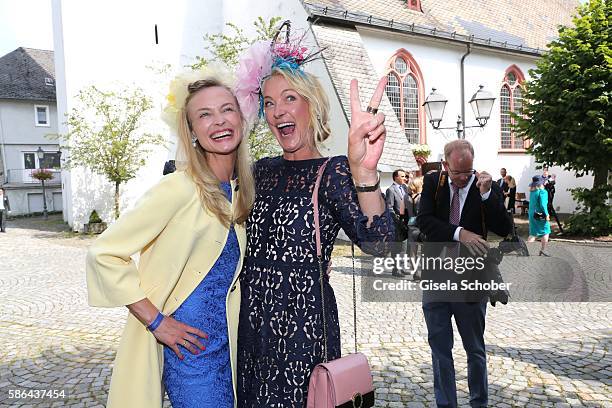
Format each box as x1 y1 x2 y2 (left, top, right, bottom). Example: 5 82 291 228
235 37 394 406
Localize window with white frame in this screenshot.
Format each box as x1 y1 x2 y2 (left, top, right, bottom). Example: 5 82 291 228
385 51 426 145
34 105 49 126
500 67 525 150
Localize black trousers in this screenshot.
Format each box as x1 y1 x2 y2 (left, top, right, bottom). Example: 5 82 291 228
0 209 6 232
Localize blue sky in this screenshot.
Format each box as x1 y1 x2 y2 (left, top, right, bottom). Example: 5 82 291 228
0 0 54 56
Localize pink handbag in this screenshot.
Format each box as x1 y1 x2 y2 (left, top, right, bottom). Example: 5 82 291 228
306 159 375 408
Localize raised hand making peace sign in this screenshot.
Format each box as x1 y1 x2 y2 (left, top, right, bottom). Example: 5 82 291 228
347 76 388 184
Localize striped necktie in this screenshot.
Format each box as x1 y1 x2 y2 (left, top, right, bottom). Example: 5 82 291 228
449 184 461 226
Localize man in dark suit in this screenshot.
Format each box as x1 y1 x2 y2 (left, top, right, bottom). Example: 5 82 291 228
496 168 509 194
417 140 511 408
385 169 409 276
541 166 563 232
385 169 409 215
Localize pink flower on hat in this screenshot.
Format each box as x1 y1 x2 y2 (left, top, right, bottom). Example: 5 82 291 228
234 40 273 124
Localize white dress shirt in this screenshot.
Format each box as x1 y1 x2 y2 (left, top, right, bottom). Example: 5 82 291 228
450 175 491 241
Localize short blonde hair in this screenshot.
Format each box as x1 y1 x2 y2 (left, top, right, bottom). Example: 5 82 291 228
263 68 331 143
444 139 474 160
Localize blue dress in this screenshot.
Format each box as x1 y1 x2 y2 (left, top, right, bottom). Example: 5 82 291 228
237 156 394 407
529 188 551 236
163 182 237 408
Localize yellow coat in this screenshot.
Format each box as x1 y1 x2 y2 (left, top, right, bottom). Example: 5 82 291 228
86 171 245 408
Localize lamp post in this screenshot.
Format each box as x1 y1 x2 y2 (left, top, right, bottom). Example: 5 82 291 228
423 85 495 139
36 146 48 219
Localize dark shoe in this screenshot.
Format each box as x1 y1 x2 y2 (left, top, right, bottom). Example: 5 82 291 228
539 250 550 257
391 270 404 278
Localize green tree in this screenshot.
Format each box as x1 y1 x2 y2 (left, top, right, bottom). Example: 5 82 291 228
514 0 611 235
193 16 283 160
59 86 165 219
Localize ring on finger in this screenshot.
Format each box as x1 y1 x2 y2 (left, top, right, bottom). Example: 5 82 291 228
182 340 188 347
366 106 378 115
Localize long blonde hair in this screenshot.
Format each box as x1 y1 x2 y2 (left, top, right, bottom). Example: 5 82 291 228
408 176 424 195
175 78 255 227
264 68 332 143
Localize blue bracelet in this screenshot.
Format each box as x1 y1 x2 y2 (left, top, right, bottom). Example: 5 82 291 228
147 312 164 332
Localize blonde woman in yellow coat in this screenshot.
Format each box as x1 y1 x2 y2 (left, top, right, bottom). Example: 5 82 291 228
86 67 255 408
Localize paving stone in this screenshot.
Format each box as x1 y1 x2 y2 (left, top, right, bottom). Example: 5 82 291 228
0 219 611 406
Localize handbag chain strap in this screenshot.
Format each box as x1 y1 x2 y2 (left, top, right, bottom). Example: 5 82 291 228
312 159 359 363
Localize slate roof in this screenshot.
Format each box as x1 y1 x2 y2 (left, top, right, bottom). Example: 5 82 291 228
303 0 579 53
304 0 579 169
313 25 417 170
0 47 56 101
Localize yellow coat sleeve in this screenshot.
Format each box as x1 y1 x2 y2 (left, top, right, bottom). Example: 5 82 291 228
86 172 195 307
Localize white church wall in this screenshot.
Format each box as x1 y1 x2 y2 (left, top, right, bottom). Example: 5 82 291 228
358 27 592 213
53 0 352 230
52 0 230 230
52 0 591 224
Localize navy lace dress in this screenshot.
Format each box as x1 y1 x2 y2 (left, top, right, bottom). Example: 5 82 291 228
237 156 394 407
163 182 236 408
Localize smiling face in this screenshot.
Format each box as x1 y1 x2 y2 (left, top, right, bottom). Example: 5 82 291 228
186 86 243 157
262 74 316 159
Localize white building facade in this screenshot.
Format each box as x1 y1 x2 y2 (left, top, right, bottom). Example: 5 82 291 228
0 48 63 216
51 0 587 230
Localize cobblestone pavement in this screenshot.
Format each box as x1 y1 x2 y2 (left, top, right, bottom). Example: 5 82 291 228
0 217 611 407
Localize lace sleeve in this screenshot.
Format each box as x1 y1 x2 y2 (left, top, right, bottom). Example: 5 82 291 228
322 156 394 256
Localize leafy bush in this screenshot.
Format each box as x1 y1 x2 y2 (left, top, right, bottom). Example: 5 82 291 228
88 210 103 224
565 185 612 236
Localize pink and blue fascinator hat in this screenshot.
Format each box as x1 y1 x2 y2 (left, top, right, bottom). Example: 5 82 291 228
234 20 326 124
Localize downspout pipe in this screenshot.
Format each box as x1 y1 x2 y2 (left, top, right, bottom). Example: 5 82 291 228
459 44 471 139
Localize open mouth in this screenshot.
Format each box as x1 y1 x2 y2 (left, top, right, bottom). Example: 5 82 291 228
276 122 295 136
210 129 233 140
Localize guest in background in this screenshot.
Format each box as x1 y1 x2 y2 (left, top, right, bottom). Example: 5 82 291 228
528 175 551 256
417 140 511 408
504 175 517 213
386 169 409 215
0 188 10 233
386 169 410 276
542 166 564 232
405 176 423 261
542 166 556 205
496 168 509 194
406 169 414 184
